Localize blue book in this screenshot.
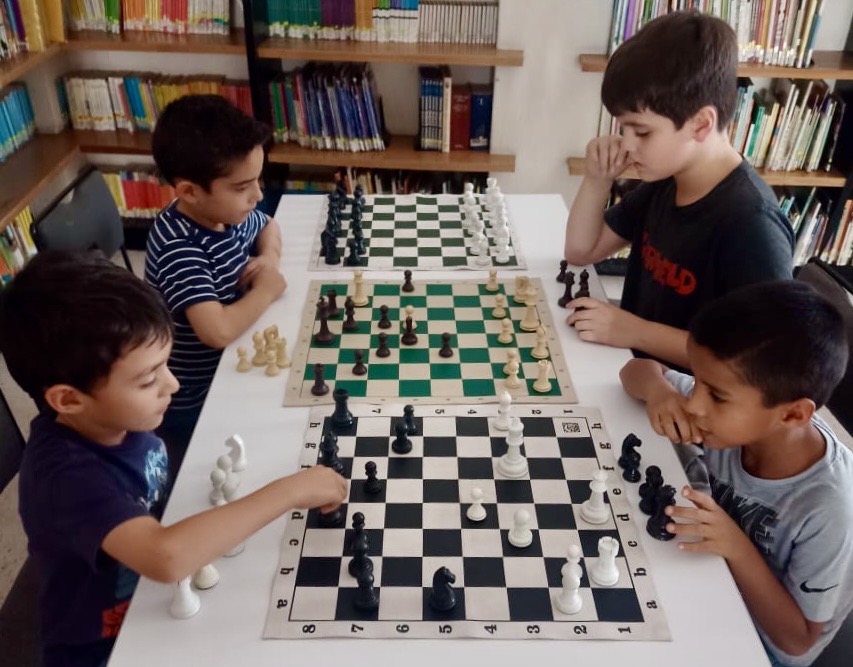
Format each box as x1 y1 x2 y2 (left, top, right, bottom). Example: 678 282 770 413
469 84 493 151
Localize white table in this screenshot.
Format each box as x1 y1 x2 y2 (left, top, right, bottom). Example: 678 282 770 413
109 195 769 666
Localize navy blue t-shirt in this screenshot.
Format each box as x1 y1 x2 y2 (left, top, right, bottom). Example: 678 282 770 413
18 414 169 667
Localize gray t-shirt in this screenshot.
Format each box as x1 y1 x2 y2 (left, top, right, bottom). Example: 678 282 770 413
666 370 853 667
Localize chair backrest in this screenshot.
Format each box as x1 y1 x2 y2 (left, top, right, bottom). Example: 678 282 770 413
0 388 25 494
32 167 127 264
796 258 853 433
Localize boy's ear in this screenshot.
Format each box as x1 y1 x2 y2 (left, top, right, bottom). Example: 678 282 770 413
690 105 718 142
43 384 88 416
174 179 202 203
778 398 816 429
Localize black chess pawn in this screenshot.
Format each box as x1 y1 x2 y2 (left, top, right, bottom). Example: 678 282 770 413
438 332 454 358
557 259 568 283
428 567 457 612
619 434 642 469
323 232 341 265
401 269 414 293
375 332 391 358
345 240 362 267
318 504 344 527
403 404 417 435
320 431 345 475
331 388 354 430
343 297 358 332
348 531 373 578
354 570 380 611
646 484 676 541
354 183 364 199
353 229 366 256
347 512 366 554
557 274 574 308
314 301 336 345
352 349 368 375
391 419 412 454
310 363 329 396
319 228 334 257
639 465 664 516
377 304 392 329
400 316 418 345
579 268 589 285
326 289 340 318
364 461 384 494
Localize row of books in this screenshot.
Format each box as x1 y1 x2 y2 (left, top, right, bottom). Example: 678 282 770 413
62 73 252 133
268 64 385 151
731 77 845 172
608 0 826 68
417 67 492 152
0 206 37 286
784 187 853 266
0 83 35 163
101 166 176 219
260 0 499 44
64 0 230 34
1 0 63 59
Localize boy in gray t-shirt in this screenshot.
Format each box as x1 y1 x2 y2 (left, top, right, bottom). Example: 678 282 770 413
620 281 852 667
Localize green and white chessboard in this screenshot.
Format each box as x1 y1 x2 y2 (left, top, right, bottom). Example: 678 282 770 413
308 194 526 271
284 276 577 406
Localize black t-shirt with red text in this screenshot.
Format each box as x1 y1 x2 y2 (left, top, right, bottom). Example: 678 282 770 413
605 159 794 366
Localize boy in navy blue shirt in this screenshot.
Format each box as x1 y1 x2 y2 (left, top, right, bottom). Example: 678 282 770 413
0 251 347 667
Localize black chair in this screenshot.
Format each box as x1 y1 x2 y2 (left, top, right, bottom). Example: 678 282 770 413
31 167 133 272
0 389 41 666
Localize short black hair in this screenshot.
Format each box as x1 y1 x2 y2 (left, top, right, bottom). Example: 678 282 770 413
689 281 848 408
602 11 737 130
0 251 173 408
152 94 272 191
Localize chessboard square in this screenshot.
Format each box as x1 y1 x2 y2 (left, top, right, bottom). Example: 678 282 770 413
535 504 577 530
563 458 606 481
457 478 497 504
397 348 430 366
558 436 597 458
387 457 423 479
333 379 368 397
591 588 644 622
425 283 453 296
497 502 538 529
370 247 394 257
347 478 387 504
422 556 465 586
418 247 442 258
343 503 386 533
453 296 483 309
457 333 490 349
338 327 372 345
393 247 419 258
371 305 400 321
525 377 559 396
530 479 573 505
385 478 424 503
394 229 418 239
578 529 622 559
460 503 500 530
489 436 521 458
421 456 459 479
549 588 600 622
426 308 455 322
462 378 498 397
416 212 439 222
355 414 394 435
421 436 456 456
444 255 469 266
302 528 347 557
464 588 511 621
587 557 632 590
423 479 460 503
371 284 398 296
462 557 506 587
377 587 423 620
422 588 467 622
385 503 423 528
522 418 558 438
455 417 490 437
426 379 464 397
487 346 516 364
507 588 554 622
420 417 457 437
399 295 427 308
494 480 535 504
527 458 569 480
398 379 432 397
380 557 423 587
290 587 339 621
458 457 495 479
353 436 389 458
416 225 441 235
399 363 432 381
381 528 423 557
539 529 583 559
319 282 349 295
439 237 465 248
503 557 549 588
369 332 399 350
308 348 340 365
458 347 490 363
368 364 399 380
296 557 343 587
423 502 462 529
522 437 562 459
456 320 486 335
423 529 463 557
429 363 462 380
334 587 380 621
362 379 399 397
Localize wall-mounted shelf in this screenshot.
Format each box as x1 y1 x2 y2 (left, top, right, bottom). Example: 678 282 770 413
73 130 153 155
0 43 62 89
64 30 246 55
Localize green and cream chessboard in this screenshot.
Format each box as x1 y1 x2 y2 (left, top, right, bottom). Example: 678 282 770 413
284 276 577 406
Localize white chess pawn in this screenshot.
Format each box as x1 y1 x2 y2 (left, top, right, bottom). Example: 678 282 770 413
209 468 226 506
497 318 514 344
498 417 528 478
404 304 417 330
169 577 201 619
531 327 549 359
554 544 584 614
276 338 291 369
192 563 220 590
464 181 474 195
466 487 487 522
225 434 247 472
580 469 610 525
494 390 512 431
470 230 485 256
532 359 553 393
217 455 240 502
520 289 541 331
264 349 280 376
508 509 533 548
236 346 252 372
504 360 521 390
476 237 491 266
485 269 499 292
513 276 528 305
494 238 510 265
251 331 266 366
503 348 520 376
590 536 620 587
491 293 507 319
351 269 368 306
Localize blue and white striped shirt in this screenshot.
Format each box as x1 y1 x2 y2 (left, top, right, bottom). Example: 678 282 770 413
145 203 267 409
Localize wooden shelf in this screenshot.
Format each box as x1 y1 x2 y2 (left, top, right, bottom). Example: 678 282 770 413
269 136 515 172
258 37 523 67
64 30 245 55
0 43 62 89
579 51 853 80
566 157 847 188
0 132 80 231
73 130 153 155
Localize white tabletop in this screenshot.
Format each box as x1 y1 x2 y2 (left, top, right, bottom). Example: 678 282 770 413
109 194 769 666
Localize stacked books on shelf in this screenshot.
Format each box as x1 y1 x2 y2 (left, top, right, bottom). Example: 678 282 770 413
101 166 175 219
1 0 61 58
338 166 488 193
0 83 35 162
268 63 385 151
782 187 853 266
608 0 827 67
62 73 252 132
63 0 230 34
731 77 845 172
260 0 498 44
417 67 492 152
0 205 37 285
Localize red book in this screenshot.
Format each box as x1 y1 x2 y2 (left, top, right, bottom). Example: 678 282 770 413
450 84 471 151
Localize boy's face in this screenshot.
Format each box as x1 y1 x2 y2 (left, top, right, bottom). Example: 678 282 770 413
79 337 179 440
683 339 780 449
190 145 265 227
616 109 698 181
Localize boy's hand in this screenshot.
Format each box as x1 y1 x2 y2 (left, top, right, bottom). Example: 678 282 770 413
646 385 703 444
240 253 280 288
565 297 639 348
285 466 348 514
247 264 287 300
666 486 752 561
584 135 632 182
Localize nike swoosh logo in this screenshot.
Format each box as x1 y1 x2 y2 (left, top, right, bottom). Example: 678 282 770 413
800 580 839 594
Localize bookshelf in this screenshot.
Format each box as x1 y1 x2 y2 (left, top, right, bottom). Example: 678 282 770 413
0 43 62 89
72 130 153 155
64 29 246 55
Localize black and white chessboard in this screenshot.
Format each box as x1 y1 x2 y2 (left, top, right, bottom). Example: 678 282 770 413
308 194 526 271
264 404 671 641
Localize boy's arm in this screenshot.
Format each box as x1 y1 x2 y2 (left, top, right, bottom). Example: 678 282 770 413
101 466 347 584
239 216 284 289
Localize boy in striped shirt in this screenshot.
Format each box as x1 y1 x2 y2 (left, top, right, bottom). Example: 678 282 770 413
145 95 286 476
